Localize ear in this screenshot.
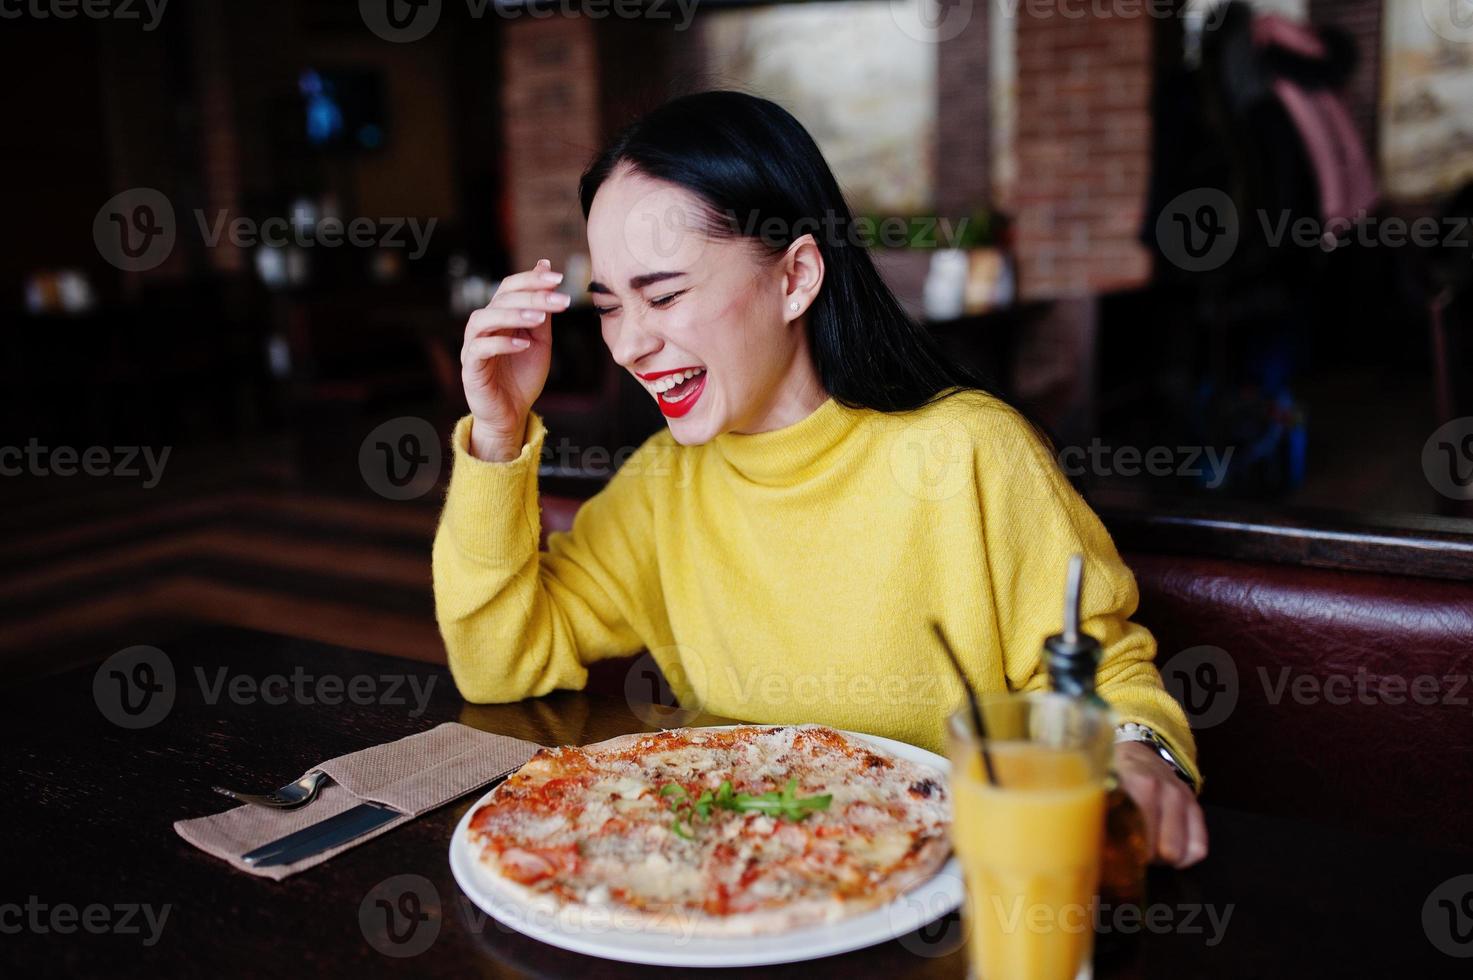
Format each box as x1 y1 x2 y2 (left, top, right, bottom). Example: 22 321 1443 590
780 233 824 321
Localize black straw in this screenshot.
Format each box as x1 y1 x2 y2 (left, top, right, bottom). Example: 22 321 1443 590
932 621 998 787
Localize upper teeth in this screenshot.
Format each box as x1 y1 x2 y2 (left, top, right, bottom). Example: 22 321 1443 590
648 367 705 394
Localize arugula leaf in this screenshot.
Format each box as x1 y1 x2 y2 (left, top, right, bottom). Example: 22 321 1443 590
657 776 832 836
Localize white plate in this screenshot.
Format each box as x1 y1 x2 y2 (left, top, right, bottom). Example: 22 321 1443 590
448 726 963 967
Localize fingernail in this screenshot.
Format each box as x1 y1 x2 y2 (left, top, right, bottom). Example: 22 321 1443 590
540 271 564 284
512 337 531 348
521 309 542 321
550 293 572 308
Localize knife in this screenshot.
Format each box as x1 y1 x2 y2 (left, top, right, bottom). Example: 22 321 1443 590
241 801 403 868
239 770 515 869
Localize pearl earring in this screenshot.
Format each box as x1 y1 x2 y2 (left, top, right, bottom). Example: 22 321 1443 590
789 301 800 312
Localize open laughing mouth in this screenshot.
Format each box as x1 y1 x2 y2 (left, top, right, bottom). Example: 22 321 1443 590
636 366 707 419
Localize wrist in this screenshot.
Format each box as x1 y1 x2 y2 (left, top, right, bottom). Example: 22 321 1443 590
1115 722 1195 789
468 416 526 462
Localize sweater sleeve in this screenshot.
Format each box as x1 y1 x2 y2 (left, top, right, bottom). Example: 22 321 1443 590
431 413 664 703
971 401 1202 790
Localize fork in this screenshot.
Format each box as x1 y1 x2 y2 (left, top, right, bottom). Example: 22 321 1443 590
212 770 329 810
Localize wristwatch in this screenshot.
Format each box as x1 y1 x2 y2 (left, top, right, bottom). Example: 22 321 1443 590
1115 722 1196 789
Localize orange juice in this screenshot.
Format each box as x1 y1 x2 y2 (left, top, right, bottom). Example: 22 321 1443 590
951 742 1106 980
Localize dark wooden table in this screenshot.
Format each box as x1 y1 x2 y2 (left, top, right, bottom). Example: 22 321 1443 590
3 626 1465 977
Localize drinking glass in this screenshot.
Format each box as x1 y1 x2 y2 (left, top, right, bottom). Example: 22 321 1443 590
947 692 1114 980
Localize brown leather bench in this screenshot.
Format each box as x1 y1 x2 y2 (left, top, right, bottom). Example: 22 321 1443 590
539 493 1473 853
1129 552 1473 852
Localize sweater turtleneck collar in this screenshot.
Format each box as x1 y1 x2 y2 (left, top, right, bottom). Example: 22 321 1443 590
710 396 864 486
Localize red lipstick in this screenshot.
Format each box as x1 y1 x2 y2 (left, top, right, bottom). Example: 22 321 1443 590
658 372 705 418
636 366 702 381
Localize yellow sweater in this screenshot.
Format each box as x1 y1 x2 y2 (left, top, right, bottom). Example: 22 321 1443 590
432 390 1198 786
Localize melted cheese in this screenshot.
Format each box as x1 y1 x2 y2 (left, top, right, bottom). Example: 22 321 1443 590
471 724 952 920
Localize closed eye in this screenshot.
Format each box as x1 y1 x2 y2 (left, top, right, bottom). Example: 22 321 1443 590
594 289 685 316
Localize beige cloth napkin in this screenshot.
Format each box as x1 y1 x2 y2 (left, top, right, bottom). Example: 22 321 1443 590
176 722 543 880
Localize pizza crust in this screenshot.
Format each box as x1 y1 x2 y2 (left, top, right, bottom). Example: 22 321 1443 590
465 724 953 938
471 832 953 939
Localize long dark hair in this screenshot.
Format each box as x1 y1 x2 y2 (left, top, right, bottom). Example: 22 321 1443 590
577 90 1005 414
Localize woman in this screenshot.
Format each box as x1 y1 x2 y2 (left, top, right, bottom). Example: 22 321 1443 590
433 91 1207 867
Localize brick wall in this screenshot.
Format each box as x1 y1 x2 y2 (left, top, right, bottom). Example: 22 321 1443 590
1012 9 1154 301
501 18 602 272
936 12 990 220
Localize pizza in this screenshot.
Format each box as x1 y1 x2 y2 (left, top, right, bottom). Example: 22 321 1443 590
463 724 952 937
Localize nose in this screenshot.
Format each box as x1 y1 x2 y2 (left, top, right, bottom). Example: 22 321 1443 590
604 309 663 369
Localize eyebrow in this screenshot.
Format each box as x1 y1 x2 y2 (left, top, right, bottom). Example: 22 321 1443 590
587 270 686 295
